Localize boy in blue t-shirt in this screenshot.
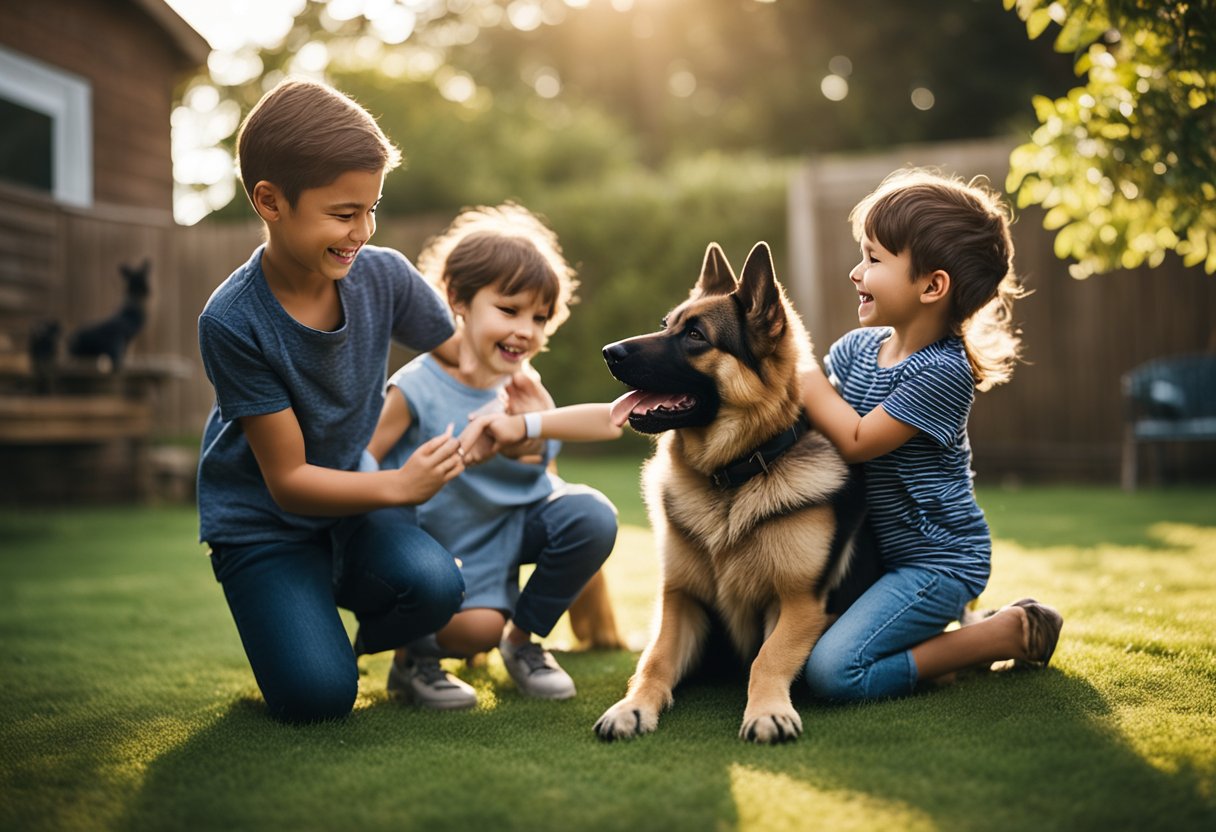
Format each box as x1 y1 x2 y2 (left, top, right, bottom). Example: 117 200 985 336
197 79 467 722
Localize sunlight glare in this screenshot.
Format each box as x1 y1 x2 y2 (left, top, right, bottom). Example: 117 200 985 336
668 65 697 98
821 74 848 101
911 86 936 110
530 67 562 99
206 49 264 87
829 55 853 77
166 0 303 51
730 765 935 832
371 6 418 43
437 69 477 103
507 0 544 31
327 0 365 22
184 84 220 113
292 41 330 74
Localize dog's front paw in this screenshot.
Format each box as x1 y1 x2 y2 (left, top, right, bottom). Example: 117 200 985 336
594 699 659 741
739 703 803 744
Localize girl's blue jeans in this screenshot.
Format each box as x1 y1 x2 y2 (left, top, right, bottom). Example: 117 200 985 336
209 507 464 723
510 483 618 637
805 566 974 701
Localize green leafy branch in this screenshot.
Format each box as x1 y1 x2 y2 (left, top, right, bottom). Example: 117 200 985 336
1004 0 1216 277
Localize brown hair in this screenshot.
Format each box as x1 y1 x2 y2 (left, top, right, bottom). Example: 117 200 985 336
236 78 401 207
417 203 578 338
850 168 1027 391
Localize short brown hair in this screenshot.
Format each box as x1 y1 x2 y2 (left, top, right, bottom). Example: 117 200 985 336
236 78 401 207
851 169 1026 390
417 203 578 337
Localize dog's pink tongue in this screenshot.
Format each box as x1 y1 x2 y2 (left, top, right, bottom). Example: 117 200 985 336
610 390 648 427
610 390 686 427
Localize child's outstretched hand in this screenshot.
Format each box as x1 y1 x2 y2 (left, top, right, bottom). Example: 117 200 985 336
504 363 555 415
461 413 526 465
396 423 465 503
457 415 498 466
497 364 550 462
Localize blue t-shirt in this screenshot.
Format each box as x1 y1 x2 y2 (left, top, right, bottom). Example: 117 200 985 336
383 354 560 612
826 327 990 596
197 244 454 545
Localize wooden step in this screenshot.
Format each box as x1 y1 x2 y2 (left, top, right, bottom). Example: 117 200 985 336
0 395 152 443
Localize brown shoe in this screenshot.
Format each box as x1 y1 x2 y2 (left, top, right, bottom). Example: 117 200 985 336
1008 598 1063 669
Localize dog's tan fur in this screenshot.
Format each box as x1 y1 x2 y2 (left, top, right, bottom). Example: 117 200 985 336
595 242 858 744
567 570 624 649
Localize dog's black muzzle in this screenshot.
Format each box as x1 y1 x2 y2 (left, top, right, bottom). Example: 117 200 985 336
602 333 720 433
602 336 645 375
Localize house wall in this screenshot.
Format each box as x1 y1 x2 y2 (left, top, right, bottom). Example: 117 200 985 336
0 0 190 215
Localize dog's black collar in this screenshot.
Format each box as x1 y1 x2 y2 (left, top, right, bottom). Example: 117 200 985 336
710 413 811 489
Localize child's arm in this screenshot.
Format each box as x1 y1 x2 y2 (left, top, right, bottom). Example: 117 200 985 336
242 406 464 516
799 362 917 463
367 386 411 464
463 403 622 464
498 364 555 461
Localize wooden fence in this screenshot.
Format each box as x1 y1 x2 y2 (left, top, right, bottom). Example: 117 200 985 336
3 138 1214 497
788 139 1216 483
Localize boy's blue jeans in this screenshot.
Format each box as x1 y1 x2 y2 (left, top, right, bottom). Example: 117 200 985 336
209 508 464 723
805 566 974 701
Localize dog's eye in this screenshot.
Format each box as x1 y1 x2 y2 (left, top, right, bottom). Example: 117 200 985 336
686 328 705 341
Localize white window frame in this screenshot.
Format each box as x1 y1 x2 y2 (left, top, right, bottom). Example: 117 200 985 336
0 44 92 208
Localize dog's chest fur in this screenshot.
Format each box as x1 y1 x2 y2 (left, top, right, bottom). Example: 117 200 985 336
643 430 847 613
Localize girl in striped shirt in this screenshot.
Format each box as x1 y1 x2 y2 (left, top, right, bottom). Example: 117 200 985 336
800 169 1062 701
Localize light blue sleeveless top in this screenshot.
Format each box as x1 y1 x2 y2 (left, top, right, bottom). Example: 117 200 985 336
382 354 561 612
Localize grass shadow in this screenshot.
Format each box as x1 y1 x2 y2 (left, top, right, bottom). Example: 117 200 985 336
117 649 744 832
117 652 1215 832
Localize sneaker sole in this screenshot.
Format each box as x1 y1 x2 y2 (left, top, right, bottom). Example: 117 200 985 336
506 677 577 701
388 684 477 710
387 671 478 711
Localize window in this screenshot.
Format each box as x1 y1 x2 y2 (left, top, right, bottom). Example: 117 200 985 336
0 44 92 207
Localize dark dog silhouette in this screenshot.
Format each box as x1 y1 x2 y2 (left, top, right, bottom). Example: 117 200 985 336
28 319 61 393
68 260 150 371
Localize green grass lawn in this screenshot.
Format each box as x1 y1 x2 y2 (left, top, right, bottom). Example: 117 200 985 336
2 454 1214 832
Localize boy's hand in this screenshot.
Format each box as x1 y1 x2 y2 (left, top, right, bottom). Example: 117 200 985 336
395 424 465 503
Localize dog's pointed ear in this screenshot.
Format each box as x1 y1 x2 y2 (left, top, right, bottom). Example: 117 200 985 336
737 242 786 348
693 243 738 298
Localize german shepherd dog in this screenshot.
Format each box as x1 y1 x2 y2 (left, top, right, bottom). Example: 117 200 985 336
595 242 865 744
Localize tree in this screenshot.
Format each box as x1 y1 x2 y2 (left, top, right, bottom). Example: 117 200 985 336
175 0 1075 223
1004 0 1216 278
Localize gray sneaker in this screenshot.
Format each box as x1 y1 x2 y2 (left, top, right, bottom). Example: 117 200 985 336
387 657 477 710
499 639 576 700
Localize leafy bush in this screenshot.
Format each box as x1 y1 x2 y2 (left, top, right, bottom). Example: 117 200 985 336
526 152 793 411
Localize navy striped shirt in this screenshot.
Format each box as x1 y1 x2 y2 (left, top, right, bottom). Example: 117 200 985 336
826 327 990 596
